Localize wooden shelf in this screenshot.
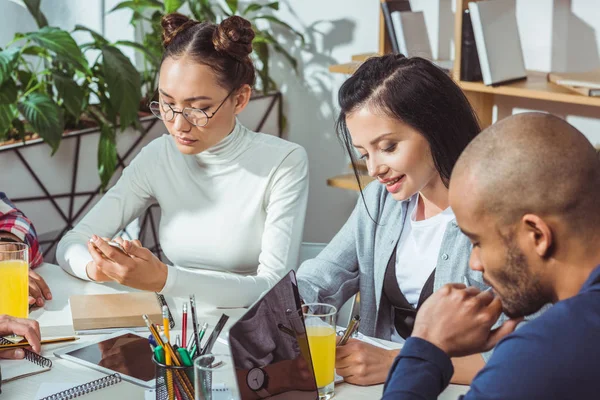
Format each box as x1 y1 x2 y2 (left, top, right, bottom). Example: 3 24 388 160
327 174 375 191
329 62 361 74
458 71 600 108
351 53 380 62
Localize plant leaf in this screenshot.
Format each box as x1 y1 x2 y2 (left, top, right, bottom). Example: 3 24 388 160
115 40 160 66
0 48 20 86
23 0 48 28
265 2 280 11
108 0 163 13
73 25 108 47
98 123 117 190
164 0 184 13
101 45 141 130
243 1 279 15
20 45 50 58
16 69 35 90
0 78 18 104
53 73 85 118
253 16 305 45
242 4 262 15
0 104 17 137
18 92 63 154
254 41 270 93
25 27 89 72
225 0 238 14
11 117 25 140
109 0 163 14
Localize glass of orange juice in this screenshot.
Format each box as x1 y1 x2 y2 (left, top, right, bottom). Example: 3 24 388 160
303 303 337 400
0 243 29 318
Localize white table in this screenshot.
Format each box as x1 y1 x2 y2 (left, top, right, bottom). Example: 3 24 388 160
2 263 469 399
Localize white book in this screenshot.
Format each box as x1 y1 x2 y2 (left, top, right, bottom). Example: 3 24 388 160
469 0 527 85
390 11 433 59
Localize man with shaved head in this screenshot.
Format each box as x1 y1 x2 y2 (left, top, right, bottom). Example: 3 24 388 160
382 112 600 399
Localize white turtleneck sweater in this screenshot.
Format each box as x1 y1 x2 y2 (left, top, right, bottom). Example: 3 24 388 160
56 122 309 307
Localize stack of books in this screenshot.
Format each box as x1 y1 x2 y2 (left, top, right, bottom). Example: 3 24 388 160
548 69 600 97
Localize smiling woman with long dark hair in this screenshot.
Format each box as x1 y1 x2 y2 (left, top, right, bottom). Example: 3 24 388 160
297 53 501 386
57 14 308 308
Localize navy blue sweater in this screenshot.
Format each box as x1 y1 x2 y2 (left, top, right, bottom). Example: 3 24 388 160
382 265 600 400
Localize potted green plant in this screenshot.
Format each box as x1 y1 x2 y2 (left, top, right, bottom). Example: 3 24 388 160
0 0 145 189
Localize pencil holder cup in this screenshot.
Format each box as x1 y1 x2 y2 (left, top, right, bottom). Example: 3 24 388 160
153 355 195 400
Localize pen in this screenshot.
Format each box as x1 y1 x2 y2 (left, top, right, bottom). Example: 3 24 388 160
0 336 78 351
189 295 200 353
181 303 188 348
162 306 174 400
200 314 229 356
197 322 208 345
338 315 360 346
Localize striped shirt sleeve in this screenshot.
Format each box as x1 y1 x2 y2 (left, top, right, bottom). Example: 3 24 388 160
0 192 43 267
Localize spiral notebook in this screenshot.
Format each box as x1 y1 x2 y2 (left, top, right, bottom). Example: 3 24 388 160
0 337 52 382
35 373 142 399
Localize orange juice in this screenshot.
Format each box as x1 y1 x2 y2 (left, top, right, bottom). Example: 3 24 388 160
0 260 29 318
306 325 336 388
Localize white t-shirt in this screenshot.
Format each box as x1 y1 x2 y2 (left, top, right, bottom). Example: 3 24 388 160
391 194 455 343
56 121 309 308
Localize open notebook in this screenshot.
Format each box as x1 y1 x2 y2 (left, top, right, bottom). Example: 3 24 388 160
0 337 52 383
35 373 142 400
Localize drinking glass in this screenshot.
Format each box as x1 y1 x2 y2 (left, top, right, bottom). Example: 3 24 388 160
303 303 337 400
0 243 29 318
194 354 238 400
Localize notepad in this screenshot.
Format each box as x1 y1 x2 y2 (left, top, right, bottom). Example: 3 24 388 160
34 373 142 399
0 358 51 382
0 337 52 382
69 292 163 332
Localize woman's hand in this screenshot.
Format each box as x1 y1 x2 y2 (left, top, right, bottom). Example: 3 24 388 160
335 338 400 386
87 235 168 292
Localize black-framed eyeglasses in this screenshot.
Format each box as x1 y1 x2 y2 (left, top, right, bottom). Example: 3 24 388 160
149 88 235 127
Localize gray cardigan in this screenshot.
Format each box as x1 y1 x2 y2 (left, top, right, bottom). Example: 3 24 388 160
297 182 500 360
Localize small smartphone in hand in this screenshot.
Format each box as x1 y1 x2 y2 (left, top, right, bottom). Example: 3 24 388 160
90 239 130 260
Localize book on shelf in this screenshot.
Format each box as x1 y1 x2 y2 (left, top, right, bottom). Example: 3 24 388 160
391 11 433 59
380 0 412 54
388 10 453 71
548 69 600 96
460 9 482 82
469 0 527 86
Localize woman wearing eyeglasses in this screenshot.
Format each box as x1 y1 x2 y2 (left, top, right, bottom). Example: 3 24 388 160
56 14 309 307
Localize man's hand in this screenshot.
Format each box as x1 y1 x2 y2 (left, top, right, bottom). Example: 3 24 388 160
412 284 522 358
28 268 52 307
0 315 41 359
336 339 399 386
87 236 167 292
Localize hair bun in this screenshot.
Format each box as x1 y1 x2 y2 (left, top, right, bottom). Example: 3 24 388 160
212 16 255 61
162 13 198 48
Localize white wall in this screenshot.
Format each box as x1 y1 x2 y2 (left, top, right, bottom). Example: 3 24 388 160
2 0 600 244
